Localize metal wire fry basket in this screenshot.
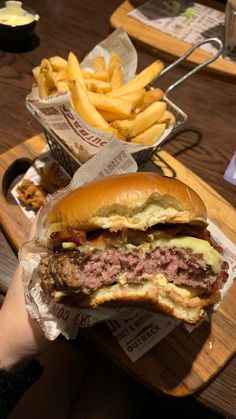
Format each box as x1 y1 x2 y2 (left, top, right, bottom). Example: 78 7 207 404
45 38 223 177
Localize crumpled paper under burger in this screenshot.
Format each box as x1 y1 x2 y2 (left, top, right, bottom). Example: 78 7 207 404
19 139 139 340
19 138 236 354
19 139 182 348
26 28 173 165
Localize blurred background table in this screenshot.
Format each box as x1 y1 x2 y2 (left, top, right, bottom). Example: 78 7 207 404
0 0 235 417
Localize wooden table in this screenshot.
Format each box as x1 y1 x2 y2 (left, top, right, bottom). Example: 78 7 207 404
0 0 235 417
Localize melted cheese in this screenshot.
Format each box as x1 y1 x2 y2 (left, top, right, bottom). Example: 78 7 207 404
148 237 221 273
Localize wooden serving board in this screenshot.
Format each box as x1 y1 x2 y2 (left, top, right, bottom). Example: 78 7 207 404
110 0 236 78
0 135 44 251
0 134 236 396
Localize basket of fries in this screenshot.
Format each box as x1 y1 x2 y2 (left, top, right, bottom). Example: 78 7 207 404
26 30 223 176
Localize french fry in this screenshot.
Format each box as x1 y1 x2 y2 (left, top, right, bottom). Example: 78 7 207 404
85 79 112 93
143 88 164 103
69 80 109 129
108 52 121 78
99 110 134 122
112 101 166 138
92 56 106 72
82 69 109 81
87 91 133 116
53 70 69 92
99 90 145 121
119 89 145 108
49 56 68 72
136 87 164 113
110 65 124 89
55 69 67 78
109 52 124 89
158 110 176 126
32 66 40 83
67 52 85 89
135 88 165 112
130 123 166 145
37 73 50 98
40 59 55 90
108 60 164 97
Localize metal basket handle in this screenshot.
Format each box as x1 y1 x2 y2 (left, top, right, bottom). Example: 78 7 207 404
159 37 223 96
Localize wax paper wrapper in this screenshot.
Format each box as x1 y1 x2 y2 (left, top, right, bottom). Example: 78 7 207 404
19 139 138 340
19 139 236 361
26 28 173 165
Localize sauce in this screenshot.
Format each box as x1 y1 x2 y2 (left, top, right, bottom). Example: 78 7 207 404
0 1 38 26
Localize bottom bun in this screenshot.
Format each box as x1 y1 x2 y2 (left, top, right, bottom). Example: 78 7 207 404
84 275 220 324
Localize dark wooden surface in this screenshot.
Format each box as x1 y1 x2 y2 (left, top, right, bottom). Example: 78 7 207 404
0 0 235 416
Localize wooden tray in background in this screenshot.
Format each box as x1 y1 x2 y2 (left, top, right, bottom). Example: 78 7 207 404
0 134 235 396
110 0 236 78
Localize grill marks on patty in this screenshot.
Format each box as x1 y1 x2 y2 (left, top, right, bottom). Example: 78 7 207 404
38 246 222 297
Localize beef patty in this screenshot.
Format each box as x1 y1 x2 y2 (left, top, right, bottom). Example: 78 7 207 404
38 246 227 297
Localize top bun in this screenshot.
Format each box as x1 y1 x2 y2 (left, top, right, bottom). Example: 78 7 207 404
42 172 207 242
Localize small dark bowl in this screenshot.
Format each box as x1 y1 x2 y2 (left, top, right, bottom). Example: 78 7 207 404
0 2 39 42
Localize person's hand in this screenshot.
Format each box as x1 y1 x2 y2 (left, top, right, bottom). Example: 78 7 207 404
0 215 50 371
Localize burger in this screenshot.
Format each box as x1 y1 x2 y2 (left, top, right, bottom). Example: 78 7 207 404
37 172 228 323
